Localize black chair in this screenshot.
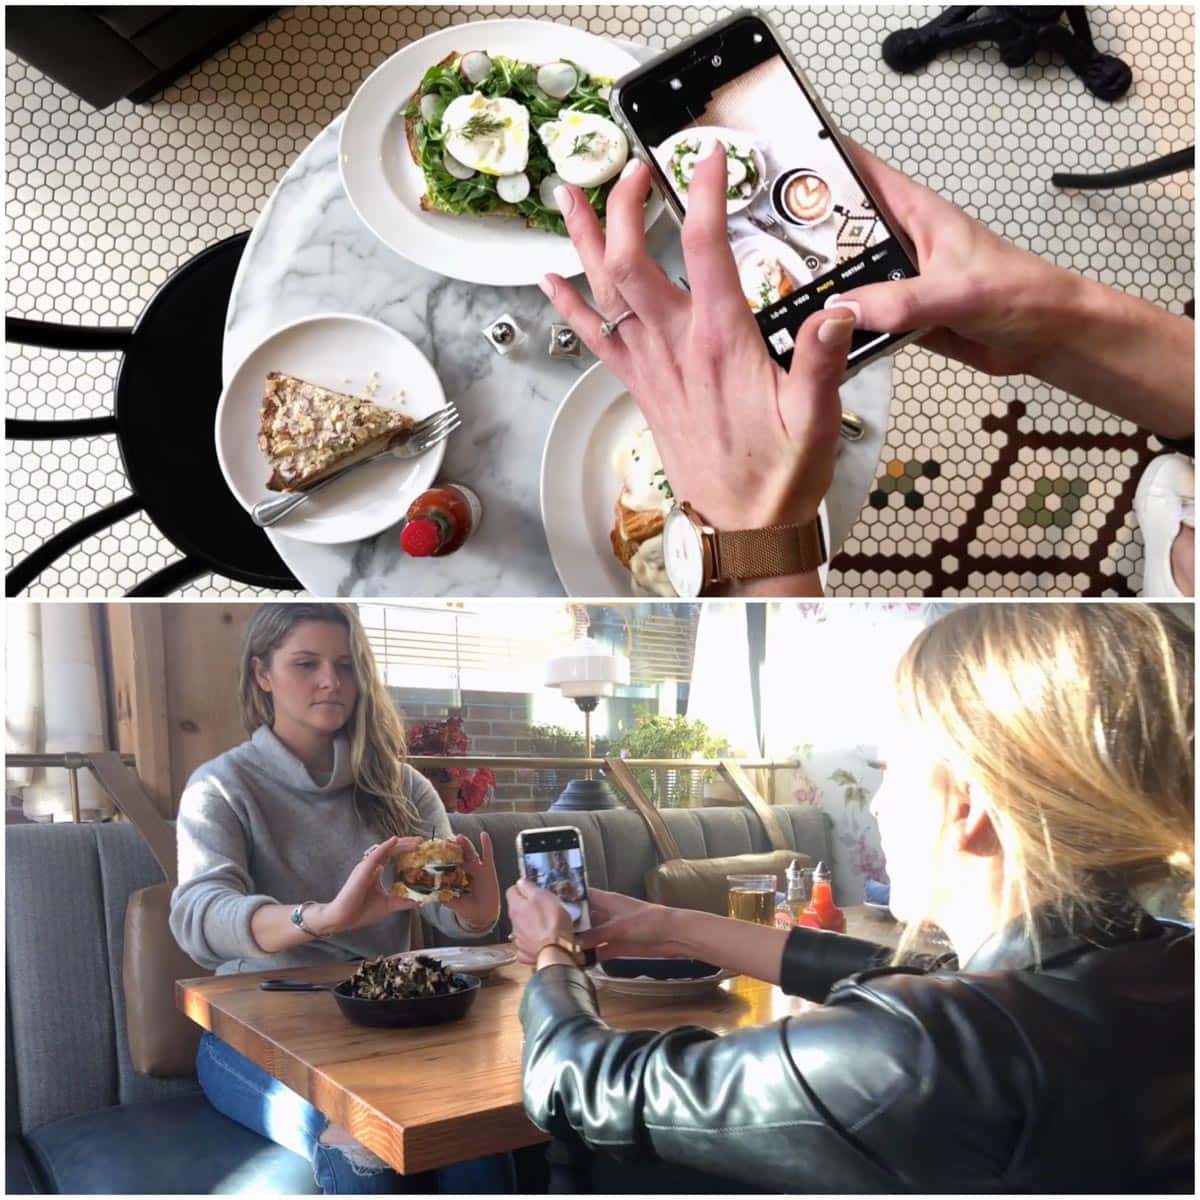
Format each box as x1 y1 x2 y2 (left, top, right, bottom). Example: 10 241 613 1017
1051 146 1195 190
882 6 1133 101
6 232 301 596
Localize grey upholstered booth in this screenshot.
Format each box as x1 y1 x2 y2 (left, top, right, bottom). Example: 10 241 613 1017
6 804 832 1194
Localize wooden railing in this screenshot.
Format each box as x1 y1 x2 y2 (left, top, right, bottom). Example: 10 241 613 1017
9 753 796 821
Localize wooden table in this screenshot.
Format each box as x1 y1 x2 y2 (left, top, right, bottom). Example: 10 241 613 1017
177 962 814 1174
177 910 912 1176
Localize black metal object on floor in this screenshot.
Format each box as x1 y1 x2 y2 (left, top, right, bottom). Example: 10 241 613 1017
1052 146 1195 190
6 232 302 597
881 6 1133 101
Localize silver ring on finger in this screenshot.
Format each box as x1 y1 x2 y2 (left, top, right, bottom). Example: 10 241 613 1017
363 844 377 859
600 309 638 338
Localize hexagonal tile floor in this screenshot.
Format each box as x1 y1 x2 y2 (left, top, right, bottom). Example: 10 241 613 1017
6 4 1193 596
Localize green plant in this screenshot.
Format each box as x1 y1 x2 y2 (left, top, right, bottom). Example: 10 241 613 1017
527 723 586 757
609 713 732 804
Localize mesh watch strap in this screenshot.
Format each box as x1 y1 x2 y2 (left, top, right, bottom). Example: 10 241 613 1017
714 520 827 581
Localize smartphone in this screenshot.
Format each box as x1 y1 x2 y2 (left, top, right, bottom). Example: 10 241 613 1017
515 826 593 933
611 9 921 376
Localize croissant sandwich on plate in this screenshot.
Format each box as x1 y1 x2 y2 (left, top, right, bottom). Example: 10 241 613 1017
610 422 677 597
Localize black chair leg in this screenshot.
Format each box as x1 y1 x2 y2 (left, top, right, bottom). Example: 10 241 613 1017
125 555 209 597
7 416 120 439
1052 147 1196 190
6 317 132 352
6 494 144 596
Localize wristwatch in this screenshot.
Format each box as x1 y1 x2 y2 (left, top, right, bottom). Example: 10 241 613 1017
535 934 585 968
662 501 827 598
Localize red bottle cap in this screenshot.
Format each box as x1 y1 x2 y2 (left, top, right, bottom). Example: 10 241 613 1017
400 518 441 557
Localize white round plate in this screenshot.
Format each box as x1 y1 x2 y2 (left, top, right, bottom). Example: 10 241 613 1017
339 18 664 286
541 363 829 598
588 962 738 1000
730 233 814 310
654 126 767 215
391 945 517 977
215 314 446 545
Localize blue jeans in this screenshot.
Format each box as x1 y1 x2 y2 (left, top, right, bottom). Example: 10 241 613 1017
197 1032 516 1194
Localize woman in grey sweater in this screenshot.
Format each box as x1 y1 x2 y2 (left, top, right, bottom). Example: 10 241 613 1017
169 603 513 1194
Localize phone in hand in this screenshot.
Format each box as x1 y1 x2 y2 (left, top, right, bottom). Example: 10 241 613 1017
610 9 921 377
515 826 593 933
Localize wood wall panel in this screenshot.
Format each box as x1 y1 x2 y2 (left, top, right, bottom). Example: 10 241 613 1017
161 604 253 808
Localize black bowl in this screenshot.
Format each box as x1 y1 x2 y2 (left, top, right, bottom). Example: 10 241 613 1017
331 973 481 1028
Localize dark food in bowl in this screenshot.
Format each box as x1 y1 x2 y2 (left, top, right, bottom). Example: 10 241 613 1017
346 954 468 1000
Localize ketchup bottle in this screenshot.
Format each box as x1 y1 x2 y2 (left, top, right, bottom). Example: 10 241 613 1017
400 483 481 558
800 862 846 933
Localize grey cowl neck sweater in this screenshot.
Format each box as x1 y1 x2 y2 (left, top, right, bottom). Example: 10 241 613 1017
169 724 480 975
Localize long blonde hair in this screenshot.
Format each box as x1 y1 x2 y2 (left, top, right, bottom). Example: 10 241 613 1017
894 603 1194 960
239 603 419 839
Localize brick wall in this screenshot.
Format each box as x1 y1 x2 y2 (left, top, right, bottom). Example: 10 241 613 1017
391 688 589 812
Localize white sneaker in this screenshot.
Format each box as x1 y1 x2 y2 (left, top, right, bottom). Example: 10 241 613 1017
1134 453 1194 598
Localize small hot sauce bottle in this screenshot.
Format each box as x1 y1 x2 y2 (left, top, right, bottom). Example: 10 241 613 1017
800 862 846 933
400 483 482 558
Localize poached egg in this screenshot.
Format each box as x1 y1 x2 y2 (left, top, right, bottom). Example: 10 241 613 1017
442 93 530 176
539 110 628 188
612 426 673 515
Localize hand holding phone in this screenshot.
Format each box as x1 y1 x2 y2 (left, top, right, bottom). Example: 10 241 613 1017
610 10 921 375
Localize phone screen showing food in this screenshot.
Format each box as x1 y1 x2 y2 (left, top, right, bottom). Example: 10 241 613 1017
616 14 918 369
518 828 592 932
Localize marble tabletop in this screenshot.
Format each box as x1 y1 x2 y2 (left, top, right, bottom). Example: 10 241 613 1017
222 41 892 598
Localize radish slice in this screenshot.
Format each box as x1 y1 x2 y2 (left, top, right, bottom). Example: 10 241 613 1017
539 172 566 211
537 62 578 99
419 93 443 123
496 172 530 204
443 150 476 180
460 51 493 84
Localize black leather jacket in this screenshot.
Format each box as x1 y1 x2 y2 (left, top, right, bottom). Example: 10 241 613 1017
520 903 1193 1193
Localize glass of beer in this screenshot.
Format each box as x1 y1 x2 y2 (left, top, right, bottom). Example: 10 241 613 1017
726 874 776 925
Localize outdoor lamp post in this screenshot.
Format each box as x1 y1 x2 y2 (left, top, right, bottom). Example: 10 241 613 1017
544 637 630 811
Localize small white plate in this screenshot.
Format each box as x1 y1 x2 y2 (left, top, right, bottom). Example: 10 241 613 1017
339 18 663 286
392 945 517 977
541 363 829 597
215 314 446 545
730 232 814 311
654 126 768 215
588 962 738 1000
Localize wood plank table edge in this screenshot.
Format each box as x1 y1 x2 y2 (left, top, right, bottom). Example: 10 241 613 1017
176 956 550 1174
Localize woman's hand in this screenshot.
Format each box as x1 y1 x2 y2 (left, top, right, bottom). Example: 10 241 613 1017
576 889 683 960
541 145 852 537
444 832 501 932
506 879 576 964
311 836 421 936
835 142 1070 377
837 144 1194 438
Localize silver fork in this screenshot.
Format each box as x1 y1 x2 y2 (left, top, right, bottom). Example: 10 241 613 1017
251 404 461 528
746 212 830 272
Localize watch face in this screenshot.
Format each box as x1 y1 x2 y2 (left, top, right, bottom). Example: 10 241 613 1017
663 507 705 597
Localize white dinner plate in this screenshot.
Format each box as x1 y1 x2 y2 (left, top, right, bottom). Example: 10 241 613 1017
587 962 738 1000
653 126 768 215
390 945 517 977
215 314 446 545
339 18 663 285
540 363 830 598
